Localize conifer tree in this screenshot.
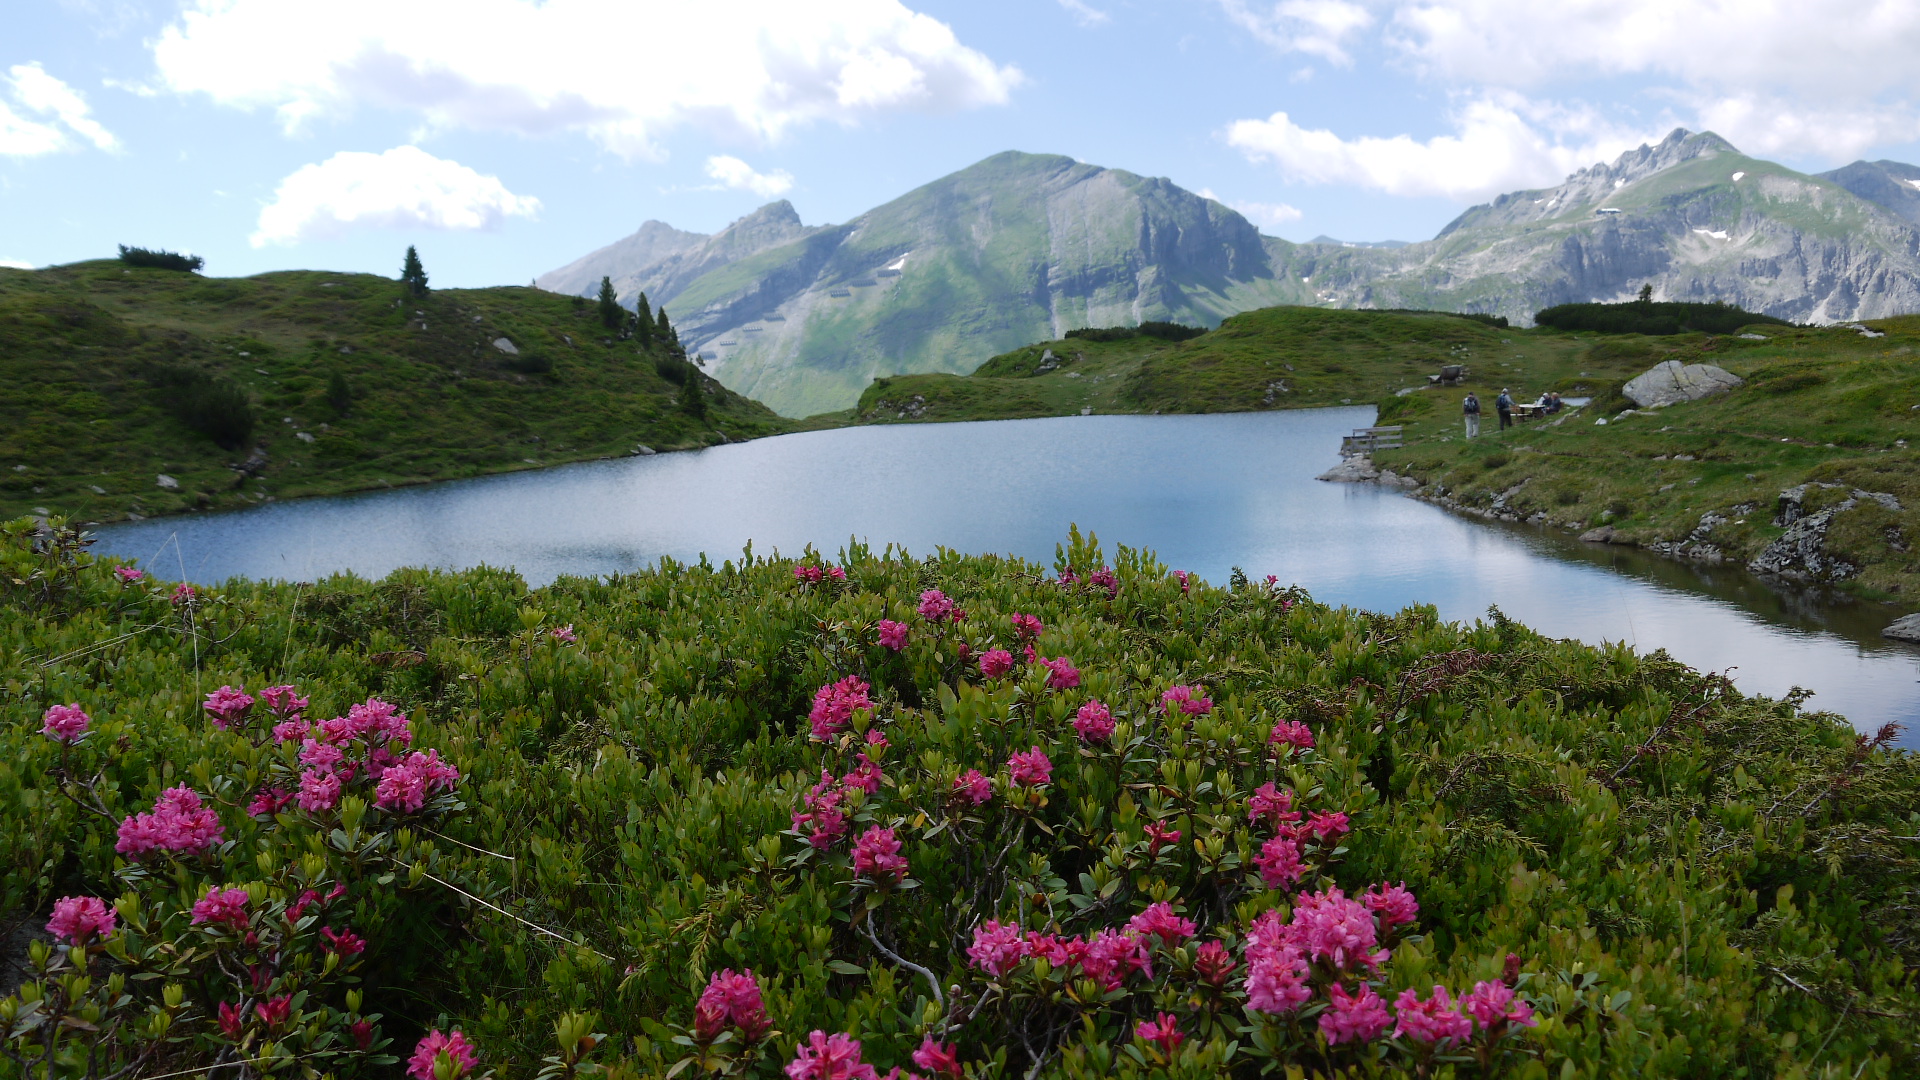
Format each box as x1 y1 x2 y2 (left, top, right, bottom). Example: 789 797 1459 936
1637 283 1654 303
681 366 708 420
656 307 680 354
596 276 623 330
400 246 430 296
633 292 655 346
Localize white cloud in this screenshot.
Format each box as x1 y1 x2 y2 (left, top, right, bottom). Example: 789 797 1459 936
251 145 541 247
1217 0 1373 65
153 0 1022 155
1057 0 1110 27
0 63 118 156
1198 188 1303 228
0 257 35 270
1227 94 1653 200
705 155 795 198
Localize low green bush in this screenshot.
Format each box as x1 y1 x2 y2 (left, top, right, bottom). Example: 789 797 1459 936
1535 301 1789 336
2 522 1915 1079
116 245 204 273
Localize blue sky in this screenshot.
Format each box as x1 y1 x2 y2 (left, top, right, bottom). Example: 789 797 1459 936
7 0 1920 288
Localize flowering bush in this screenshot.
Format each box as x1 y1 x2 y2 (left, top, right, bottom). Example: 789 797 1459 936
4 525 1917 1078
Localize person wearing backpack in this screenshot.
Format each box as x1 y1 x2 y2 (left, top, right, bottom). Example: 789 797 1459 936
1463 392 1481 438
1495 388 1514 431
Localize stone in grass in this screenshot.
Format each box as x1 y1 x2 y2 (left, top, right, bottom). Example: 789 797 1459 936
492 337 519 355
1884 613 1920 643
1623 360 1743 408
156 474 179 490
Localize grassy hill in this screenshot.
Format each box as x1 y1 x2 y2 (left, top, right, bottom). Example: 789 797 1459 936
1372 318 1920 602
1 261 790 525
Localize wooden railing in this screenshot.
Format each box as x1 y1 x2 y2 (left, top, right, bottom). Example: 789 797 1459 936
1340 426 1404 455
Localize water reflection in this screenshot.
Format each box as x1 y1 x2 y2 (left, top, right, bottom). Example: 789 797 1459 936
92 409 1919 747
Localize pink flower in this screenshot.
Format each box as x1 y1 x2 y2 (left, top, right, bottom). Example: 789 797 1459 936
1127 902 1196 945
917 589 957 623
549 624 577 644
203 685 255 730
271 719 310 744
1088 568 1118 597
1056 569 1080 587
786 1030 877 1080
827 566 846 581
794 565 824 585
1393 986 1473 1044
1243 947 1311 1014
1172 570 1191 594
1023 931 1074 966
967 921 1028 977
115 785 224 857
260 685 308 717
978 649 1014 679
842 754 883 795
299 738 346 772
1010 613 1043 641
343 698 413 746
1461 980 1536 1032
1253 835 1303 889
1007 747 1052 787
191 886 251 931
1292 887 1386 972
296 769 342 813
1305 811 1350 843
320 926 366 956
375 749 461 813
255 995 293 1028
114 566 145 582
1268 721 1314 752
408 1029 479 1080
1081 929 1152 990
951 769 992 807
911 1036 961 1078
41 703 90 743
350 1020 375 1050
1072 700 1115 742
171 583 197 604
1160 685 1212 716
794 770 850 848
47 896 116 945
1143 821 1181 857
217 1000 244 1039
852 826 909 884
1135 1012 1184 1055
1038 656 1080 690
877 619 909 651
1247 783 1300 828
694 969 773 1042
809 676 873 740
1195 940 1238 986
1320 984 1391 1044
1364 882 1419 928
248 786 294 818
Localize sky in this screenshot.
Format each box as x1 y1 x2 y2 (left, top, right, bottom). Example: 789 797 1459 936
7 0 1920 288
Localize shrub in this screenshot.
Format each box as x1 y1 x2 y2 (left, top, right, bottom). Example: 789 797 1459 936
1535 300 1789 335
503 352 553 375
1064 321 1207 343
154 367 254 449
117 244 204 272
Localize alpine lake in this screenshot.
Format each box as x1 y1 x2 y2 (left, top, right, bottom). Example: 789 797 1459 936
93 408 1920 750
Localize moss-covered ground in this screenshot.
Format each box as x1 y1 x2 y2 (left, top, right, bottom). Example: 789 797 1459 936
1 261 792 525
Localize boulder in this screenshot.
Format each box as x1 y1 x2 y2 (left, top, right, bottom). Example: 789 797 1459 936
492 337 520 355
1622 360 1743 408
155 474 179 490
1316 457 1379 483
1883 614 1920 643
632 444 656 456
1579 525 1617 543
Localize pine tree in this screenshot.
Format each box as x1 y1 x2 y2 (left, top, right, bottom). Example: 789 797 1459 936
633 292 655 346
1637 283 1654 303
681 367 708 420
400 246 429 296
596 276 623 330
656 307 680 355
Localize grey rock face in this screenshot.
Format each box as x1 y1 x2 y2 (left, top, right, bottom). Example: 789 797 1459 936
1622 360 1743 408
1818 160 1920 228
1747 484 1903 581
1883 613 1920 642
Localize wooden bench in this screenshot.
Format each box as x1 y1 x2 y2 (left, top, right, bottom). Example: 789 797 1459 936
1341 426 1404 455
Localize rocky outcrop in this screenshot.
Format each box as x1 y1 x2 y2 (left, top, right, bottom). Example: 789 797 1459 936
1622 361 1743 408
1883 613 1920 642
1317 457 1378 483
1746 483 1903 581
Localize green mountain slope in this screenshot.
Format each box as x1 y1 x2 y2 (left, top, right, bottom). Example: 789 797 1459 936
1 261 788 526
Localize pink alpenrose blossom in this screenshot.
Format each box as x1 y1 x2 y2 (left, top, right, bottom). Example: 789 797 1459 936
1071 700 1115 742
1160 685 1212 716
41 703 90 743
1136 1012 1185 1055
548 624 577 644
46 896 117 945
407 1029 479 1080
1007 747 1053 787
1461 980 1537 1032
1038 656 1080 689
1127 901 1196 945
978 649 1014 679
1194 940 1238 986
1268 720 1314 751
912 1036 962 1077
876 619 909 651
190 886 251 931
116 786 224 857
1364 882 1419 927
202 685 256 730
1319 983 1392 1044
916 589 957 623
694 968 773 1042
114 566 145 582
1393 985 1473 1044
951 769 992 807
297 769 343 813
785 1030 878 1080
374 749 461 813
852 825 909 884
808 676 873 740
1253 835 1304 889
1009 613 1043 640
966 920 1028 977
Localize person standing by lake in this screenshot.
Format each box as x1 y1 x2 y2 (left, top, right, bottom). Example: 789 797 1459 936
1496 388 1514 431
1463 392 1481 437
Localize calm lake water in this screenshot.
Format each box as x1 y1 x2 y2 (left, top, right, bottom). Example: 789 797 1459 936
94 408 1920 748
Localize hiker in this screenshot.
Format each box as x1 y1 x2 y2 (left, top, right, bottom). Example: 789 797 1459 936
1544 390 1562 414
1463 392 1481 438
1496 388 1514 430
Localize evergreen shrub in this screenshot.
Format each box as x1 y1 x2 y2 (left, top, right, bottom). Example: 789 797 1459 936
1534 301 1790 336
117 245 204 273
2 523 1915 1079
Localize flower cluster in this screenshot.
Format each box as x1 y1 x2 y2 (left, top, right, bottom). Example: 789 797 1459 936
203 685 256 729
1037 656 1079 689
793 766 869 849
46 896 117 946
374 750 462 813
978 649 1014 679
190 886 251 931
916 589 962 624
877 619 909 651
1072 700 1114 742
549 624 577 644
407 1029 479 1080
693 969 774 1042
1009 613 1043 640
809 676 873 740
1268 720 1315 753
41 703 90 743
1246 782 1349 890
794 564 847 586
967 920 1158 992
786 1030 897 1080
1006 747 1052 787
950 769 993 807
1161 685 1212 716
852 825 909 884
116 785 225 857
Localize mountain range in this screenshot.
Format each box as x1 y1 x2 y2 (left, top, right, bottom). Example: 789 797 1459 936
539 131 1920 416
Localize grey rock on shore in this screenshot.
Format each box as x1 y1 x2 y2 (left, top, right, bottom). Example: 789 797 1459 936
1884 614 1920 642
